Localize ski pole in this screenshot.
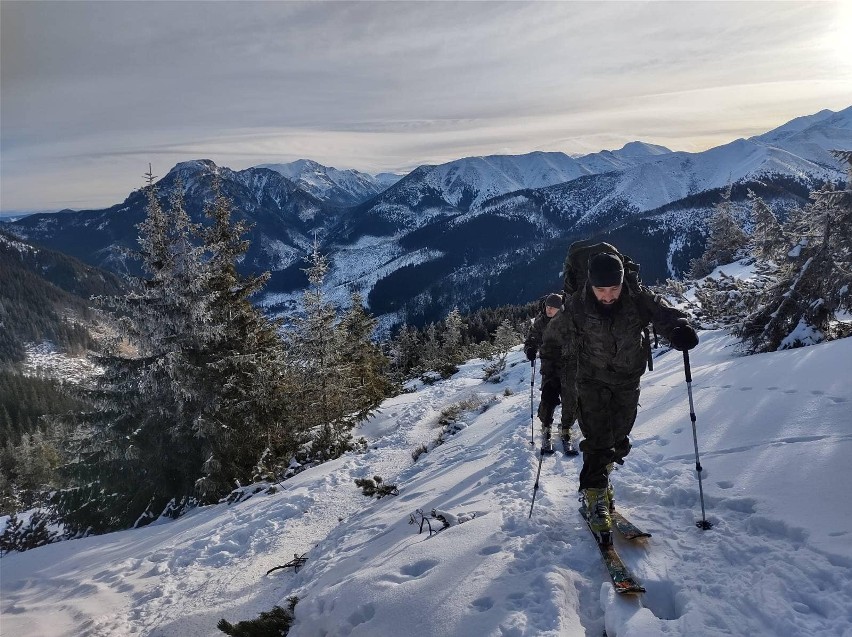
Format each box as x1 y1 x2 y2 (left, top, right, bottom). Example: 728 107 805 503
683 350 712 530
528 445 545 518
529 359 536 445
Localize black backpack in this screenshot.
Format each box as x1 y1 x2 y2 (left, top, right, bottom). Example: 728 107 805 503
562 240 642 296
561 240 657 370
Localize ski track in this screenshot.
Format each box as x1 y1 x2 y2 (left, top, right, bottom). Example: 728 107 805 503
3 334 852 636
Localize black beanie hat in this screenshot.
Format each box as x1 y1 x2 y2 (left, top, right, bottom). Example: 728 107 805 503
545 293 562 308
588 252 624 287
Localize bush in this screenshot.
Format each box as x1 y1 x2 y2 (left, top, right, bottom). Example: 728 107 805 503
0 510 58 556
218 596 299 636
354 475 399 498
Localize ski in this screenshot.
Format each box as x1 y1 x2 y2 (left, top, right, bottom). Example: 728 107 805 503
579 505 645 594
611 509 651 540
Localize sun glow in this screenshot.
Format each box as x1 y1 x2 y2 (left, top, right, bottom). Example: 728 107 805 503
833 1 852 68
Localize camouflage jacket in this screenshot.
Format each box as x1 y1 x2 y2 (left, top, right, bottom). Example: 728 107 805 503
546 284 690 386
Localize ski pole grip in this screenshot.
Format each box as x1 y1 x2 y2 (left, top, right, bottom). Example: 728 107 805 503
683 350 692 383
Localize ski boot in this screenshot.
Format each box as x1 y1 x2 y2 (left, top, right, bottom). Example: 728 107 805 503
560 425 579 456
584 487 613 546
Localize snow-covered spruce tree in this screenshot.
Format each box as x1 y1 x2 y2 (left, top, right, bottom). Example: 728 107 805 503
748 189 785 262
441 307 465 360
482 320 521 382
739 151 852 352
689 185 749 277
415 323 446 380
53 171 213 533
337 291 393 422
192 178 297 497
386 324 422 384
420 309 466 379
284 241 352 462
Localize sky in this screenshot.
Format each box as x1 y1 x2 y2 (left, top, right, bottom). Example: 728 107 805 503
1 1 851 212
2 297 852 634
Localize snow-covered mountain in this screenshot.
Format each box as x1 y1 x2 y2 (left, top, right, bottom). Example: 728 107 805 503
257 159 402 206
7 107 850 328
751 107 852 168
3 330 850 636
389 144 674 214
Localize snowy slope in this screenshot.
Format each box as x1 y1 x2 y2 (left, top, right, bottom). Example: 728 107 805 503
2 332 851 637
751 106 852 169
421 145 675 212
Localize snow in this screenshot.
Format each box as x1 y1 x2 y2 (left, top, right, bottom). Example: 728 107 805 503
22 341 102 382
681 259 759 305
259 235 444 319
2 332 852 636
778 317 824 349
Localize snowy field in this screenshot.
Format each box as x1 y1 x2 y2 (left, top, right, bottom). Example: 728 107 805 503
2 331 851 636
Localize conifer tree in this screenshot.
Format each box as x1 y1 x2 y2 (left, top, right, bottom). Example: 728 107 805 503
441 308 464 360
740 152 852 352
55 169 214 532
386 325 421 383
482 320 521 382
284 240 351 461
53 169 295 532
337 292 392 421
193 177 295 496
691 185 749 277
749 190 785 261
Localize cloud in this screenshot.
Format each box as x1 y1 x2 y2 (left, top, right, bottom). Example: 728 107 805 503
1 1 850 210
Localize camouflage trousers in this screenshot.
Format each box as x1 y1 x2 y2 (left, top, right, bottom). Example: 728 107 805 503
537 372 577 435
576 379 640 490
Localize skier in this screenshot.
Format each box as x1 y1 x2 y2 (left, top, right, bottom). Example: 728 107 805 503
524 293 577 454
550 245 698 544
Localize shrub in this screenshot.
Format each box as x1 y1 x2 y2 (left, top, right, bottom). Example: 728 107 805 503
218 596 299 636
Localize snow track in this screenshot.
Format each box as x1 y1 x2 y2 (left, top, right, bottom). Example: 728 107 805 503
2 332 852 636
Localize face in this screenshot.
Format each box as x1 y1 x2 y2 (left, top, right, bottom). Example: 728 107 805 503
545 305 559 318
591 284 623 305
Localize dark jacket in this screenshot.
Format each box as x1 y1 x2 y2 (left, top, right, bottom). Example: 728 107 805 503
524 313 551 359
552 284 690 386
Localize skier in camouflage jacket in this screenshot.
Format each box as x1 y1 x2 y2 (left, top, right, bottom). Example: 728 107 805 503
544 251 698 495
524 293 576 449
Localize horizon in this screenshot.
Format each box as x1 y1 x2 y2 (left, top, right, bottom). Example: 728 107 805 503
2 1 851 212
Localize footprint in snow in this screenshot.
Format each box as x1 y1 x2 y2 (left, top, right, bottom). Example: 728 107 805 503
471 596 494 611
399 559 439 578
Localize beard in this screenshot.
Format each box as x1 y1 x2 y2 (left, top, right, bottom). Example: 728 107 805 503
594 295 622 315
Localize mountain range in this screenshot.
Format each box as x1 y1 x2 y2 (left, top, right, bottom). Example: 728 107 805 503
6 106 850 330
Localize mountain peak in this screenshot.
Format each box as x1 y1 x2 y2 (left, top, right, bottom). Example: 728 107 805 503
751 108 843 143
255 159 397 206
166 159 219 178
613 141 673 157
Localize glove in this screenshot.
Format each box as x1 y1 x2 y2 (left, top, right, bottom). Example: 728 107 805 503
669 325 699 351
525 347 537 362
